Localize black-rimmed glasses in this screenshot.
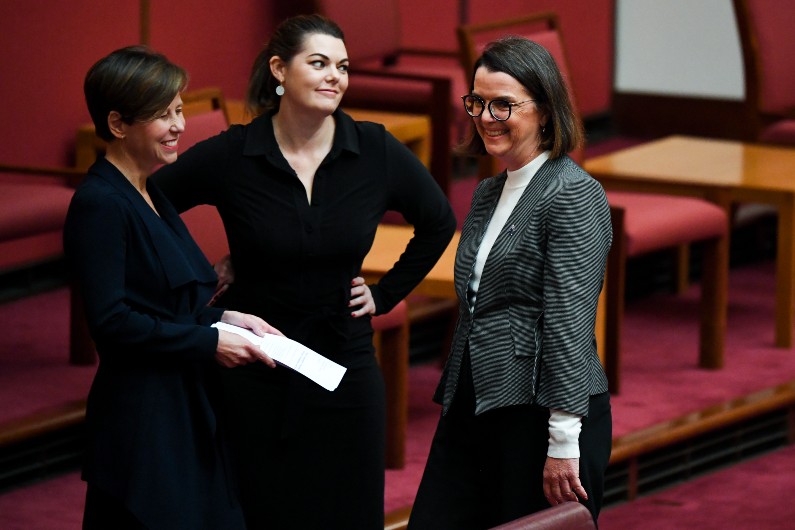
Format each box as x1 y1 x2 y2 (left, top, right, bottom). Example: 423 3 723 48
461 94 535 121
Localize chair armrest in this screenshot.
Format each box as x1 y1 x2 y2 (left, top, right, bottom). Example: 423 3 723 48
0 163 84 187
489 502 595 530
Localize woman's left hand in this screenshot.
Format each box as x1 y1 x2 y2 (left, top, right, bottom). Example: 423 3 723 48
349 276 375 318
221 310 284 337
543 456 588 506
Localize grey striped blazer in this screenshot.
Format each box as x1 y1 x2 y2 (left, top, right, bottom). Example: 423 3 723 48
434 155 611 417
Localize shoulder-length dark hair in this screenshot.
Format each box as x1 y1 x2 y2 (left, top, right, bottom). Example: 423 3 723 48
246 14 345 116
84 45 187 142
461 36 583 159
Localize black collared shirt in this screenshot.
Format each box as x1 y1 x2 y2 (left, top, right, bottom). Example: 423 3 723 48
154 109 456 356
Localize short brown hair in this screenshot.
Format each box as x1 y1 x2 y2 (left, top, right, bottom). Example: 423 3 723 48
460 36 583 159
84 45 188 142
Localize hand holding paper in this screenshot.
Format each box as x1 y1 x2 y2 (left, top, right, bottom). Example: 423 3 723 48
212 322 347 391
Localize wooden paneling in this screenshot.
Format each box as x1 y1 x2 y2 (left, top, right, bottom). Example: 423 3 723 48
613 92 752 141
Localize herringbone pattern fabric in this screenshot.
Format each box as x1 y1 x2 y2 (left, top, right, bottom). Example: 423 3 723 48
436 155 610 417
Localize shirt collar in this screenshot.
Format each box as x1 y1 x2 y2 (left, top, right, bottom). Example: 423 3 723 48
504 150 551 189
242 108 361 161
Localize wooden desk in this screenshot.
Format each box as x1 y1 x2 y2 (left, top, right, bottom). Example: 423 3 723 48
362 224 458 299
345 109 431 169
225 100 431 169
585 135 795 348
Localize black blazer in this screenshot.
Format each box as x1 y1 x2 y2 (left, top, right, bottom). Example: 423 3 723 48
435 155 611 417
63 157 244 529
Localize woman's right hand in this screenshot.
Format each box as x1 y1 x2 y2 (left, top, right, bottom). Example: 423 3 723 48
215 329 277 369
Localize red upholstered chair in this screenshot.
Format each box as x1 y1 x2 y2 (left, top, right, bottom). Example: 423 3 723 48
458 13 730 393
730 0 793 240
733 0 795 145
489 501 595 530
0 165 78 272
604 193 728 393
372 299 410 469
383 501 595 530
310 0 468 197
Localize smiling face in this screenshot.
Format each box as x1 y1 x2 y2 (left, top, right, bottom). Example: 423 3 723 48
121 93 185 173
471 66 547 171
272 33 349 116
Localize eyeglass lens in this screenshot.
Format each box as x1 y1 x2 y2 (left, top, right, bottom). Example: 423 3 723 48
463 96 514 121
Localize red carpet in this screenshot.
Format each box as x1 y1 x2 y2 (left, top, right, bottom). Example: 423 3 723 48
600 444 795 528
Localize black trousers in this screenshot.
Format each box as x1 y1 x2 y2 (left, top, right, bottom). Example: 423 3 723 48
409 353 612 530
218 350 386 530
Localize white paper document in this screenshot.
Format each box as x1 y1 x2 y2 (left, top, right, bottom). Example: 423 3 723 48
212 322 346 391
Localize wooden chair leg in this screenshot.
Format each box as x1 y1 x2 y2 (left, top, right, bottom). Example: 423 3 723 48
605 207 627 394
698 234 729 369
373 311 410 469
674 243 691 295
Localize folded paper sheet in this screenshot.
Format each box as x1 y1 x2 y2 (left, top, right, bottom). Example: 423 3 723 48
212 322 346 391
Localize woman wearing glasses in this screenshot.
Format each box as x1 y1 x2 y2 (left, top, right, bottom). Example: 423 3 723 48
409 36 613 529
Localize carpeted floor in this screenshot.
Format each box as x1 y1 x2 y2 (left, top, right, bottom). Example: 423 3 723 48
600 443 795 529
1 255 794 528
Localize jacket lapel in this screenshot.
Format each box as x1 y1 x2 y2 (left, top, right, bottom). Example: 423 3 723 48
459 157 563 307
483 157 560 265
454 172 506 307
95 158 216 289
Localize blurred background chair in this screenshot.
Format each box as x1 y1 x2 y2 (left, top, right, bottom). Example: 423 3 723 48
457 12 730 393
0 165 78 276
724 0 788 258
733 0 795 146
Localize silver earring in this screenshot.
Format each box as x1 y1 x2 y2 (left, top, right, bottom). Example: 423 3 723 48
275 84 285 96
541 125 546 134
